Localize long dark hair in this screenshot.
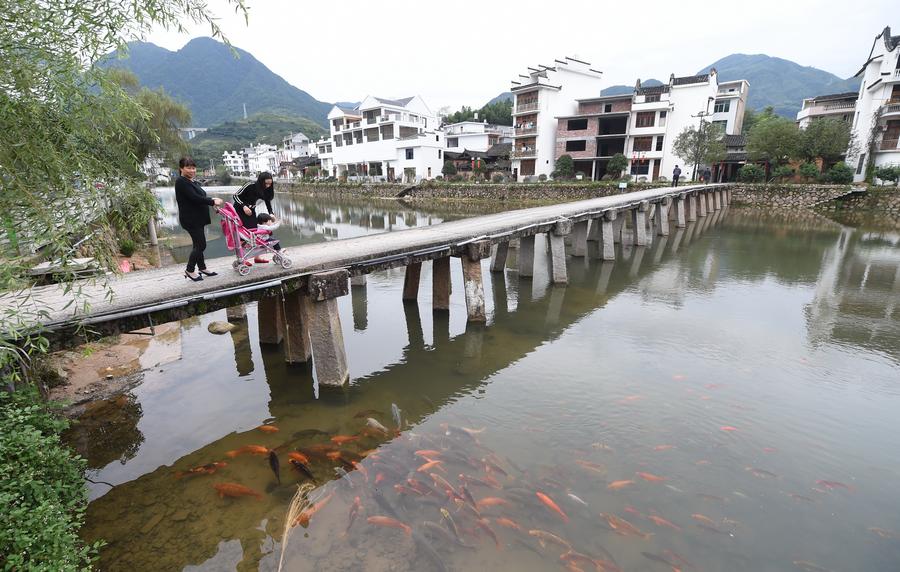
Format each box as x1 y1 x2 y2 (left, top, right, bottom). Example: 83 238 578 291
257 171 274 200
179 157 197 169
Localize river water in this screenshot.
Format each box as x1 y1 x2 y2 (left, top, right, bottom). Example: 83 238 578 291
70 189 900 572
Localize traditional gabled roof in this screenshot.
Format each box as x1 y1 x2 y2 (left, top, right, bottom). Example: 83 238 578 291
637 85 669 95
723 134 747 147
374 96 414 107
884 26 900 51
672 74 709 86
486 143 512 157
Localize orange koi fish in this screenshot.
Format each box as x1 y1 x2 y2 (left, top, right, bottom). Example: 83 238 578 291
417 459 444 473
672 374 687 381
690 513 716 526
367 515 411 536
641 551 683 572
746 467 777 479
603 513 651 538
213 482 262 500
575 459 607 474
430 473 458 496
720 426 738 432
342 496 362 537
476 518 500 549
257 425 279 433
415 449 442 458
494 517 523 531
636 472 666 482
529 529 572 551
607 480 635 490
535 491 569 523
653 445 675 451
175 461 227 479
288 451 311 464
476 497 510 509
648 515 681 531
330 435 360 445
294 492 334 527
815 480 853 491
225 445 270 458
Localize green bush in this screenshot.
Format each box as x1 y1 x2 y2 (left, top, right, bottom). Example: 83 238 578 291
119 238 136 257
607 153 627 179
873 164 900 185
106 184 161 239
551 154 574 180
538 174 548 182
491 173 504 183
441 160 457 177
823 161 854 184
738 164 765 182
0 388 99 570
798 162 820 181
771 165 795 181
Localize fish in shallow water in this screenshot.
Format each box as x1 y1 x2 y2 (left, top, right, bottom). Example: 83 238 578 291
536 491 569 523
494 517 523 531
330 435 360 445
476 497 510 509
476 517 500 548
268 451 280 485
293 492 334 527
636 471 666 482
213 482 262 500
641 551 683 571
648 515 681 531
257 424 279 433
225 445 270 458
391 403 402 428
368 515 412 536
292 428 331 438
815 479 853 491
529 529 572 551
567 492 588 506
603 513 651 538
366 417 389 434
353 409 383 418
342 496 362 537
868 527 900 539
607 480 635 491
746 467 777 479
175 462 227 479
288 459 315 481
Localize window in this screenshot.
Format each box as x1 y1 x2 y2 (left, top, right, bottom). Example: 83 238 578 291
567 119 588 131
646 94 660 103
659 110 667 127
438 150 442 159
405 148 414 160
565 140 586 152
856 154 866 174
630 161 650 175
604 104 612 113
632 137 653 152
435 134 439 141
712 120 727 133
447 138 458 148
635 112 655 128
713 99 730 113
655 136 664 152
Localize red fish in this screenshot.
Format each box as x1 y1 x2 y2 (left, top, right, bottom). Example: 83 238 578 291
343 496 362 537
415 449 442 458
536 491 569 523
476 518 500 548
494 517 523 531
257 425 279 433
367 515 411 536
288 451 311 464
294 492 334 527
213 482 261 500
636 471 666 482
330 435 360 445
720 426 738 432
653 445 675 451
815 480 853 491
225 445 269 458
417 459 444 473
607 480 635 490
175 461 227 478
476 497 510 509
648 515 681 531
691 513 716 525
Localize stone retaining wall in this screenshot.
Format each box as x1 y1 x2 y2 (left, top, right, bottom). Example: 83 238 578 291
816 187 900 228
729 184 857 209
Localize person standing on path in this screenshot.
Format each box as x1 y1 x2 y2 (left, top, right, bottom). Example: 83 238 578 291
174 157 223 282
233 172 275 230
672 165 682 187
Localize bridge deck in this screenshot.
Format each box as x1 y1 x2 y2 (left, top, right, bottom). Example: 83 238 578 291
1 184 725 335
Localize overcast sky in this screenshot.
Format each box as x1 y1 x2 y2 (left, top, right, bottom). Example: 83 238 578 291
147 0 894 111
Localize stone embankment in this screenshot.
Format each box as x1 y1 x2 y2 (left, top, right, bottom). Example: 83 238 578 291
729 184 859 209
817 186 900 227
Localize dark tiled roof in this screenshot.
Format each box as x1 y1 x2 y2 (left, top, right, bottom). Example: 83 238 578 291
811 92 858 103
723 134 747 147
884 26 899 51
637 85 669 95
673 74 709 86
486 143 511 157
724 152 748 162
374 96 414 107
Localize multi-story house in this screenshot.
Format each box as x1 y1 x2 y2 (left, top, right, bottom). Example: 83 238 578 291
848 26 900 183
553 94 631 179
280 132 311 159
444 121 514 153
510 57 605 181
313 138 333 178
245 143 278 174
796 92 858 129
710 80 749 134
221 150 245 174
325 96 443 182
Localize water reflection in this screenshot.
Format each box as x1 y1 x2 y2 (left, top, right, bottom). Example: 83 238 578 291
72 202 900 572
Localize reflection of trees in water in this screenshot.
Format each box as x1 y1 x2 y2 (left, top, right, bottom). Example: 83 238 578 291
63 392 144 469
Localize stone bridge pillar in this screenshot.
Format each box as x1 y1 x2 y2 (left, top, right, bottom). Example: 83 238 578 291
490 242 509 273
656 198 670 236
571 220 589 257
675 194 687 228
403 262 422 301
518 235 536 278
459 240 490 322
549 219 572 284
433 257 451 312
687 193 698 222
698 192 708 217
599 210 616 261
305 269 350 387
632 201 649 246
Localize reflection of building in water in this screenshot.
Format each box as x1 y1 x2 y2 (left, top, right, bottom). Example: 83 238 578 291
806 228 900 362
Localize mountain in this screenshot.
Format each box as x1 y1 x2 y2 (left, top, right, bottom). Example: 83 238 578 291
102 38 331 127
697 54 860 118
485 92 512 106
187 113 328 165
601 79 663 96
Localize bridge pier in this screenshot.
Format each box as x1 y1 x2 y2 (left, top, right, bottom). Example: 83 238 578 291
675 195 687 228
698 192 708 217
656 198 670 236
351 279 368 331
284 290 312 363
518 235 536 278
687 194 697 222
572 220 589 257
586 218 600 243
306 269 350 387
549 219 572 284
490 242 509 273
599 210 616 261
459 240 490 322
257 297 284 345
612 216 625 244
432 258 451 312
226 304 247 322
632 202 649 246
403 262 422 301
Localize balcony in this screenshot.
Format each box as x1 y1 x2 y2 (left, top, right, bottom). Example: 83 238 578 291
823 101 856 111
512 146 537 158
879 138 899 151
883 103 900 117
515 102 539 113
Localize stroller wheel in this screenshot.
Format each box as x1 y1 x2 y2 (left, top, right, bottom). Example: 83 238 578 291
232 260 240 269
279 256 293 269
237 263 251 276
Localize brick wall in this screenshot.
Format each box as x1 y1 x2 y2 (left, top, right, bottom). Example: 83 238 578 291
556 117 597 159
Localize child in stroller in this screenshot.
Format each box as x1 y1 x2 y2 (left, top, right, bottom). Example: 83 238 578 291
217 202 292 275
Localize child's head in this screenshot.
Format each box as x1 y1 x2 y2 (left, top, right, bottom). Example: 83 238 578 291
256 213 274 224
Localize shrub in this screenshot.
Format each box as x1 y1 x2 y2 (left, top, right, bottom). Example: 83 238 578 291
619 174 632 183
798 162 820 181
823 161 854 184
607 153 627 178
738 164 765 182
538 174 548 182
491 173 504 183
874 164 900 185
771 165 795 182
441 160 457 177
0 388 99 570
551 154 574 180
119 238 136 257
106 184 161 239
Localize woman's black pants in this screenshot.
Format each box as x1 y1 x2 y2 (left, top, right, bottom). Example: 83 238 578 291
185 226 207 272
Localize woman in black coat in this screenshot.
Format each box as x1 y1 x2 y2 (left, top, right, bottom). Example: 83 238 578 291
233 171 275 230
174 157 223 281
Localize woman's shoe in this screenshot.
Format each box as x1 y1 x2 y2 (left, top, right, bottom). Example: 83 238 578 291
198 269 218 277
184 271 203 282
253 256 270 264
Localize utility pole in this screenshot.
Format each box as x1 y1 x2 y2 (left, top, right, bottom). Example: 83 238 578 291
690 97 715 181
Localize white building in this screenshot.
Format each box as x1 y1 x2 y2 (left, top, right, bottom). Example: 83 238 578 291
711 80 749 135
281 132 312 159
243 143 278 175
324 96 444 182
444 121 514 153
314 138 333 178
222 150 246 174
141 154 171 183
510 57 606 181
796 92 858 129
847 26 900 183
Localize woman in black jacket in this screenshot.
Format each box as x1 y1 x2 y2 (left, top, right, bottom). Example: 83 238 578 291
174 157 223 281
233 171 275 230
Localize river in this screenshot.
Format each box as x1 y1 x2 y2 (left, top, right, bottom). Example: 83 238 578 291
69 188 900 571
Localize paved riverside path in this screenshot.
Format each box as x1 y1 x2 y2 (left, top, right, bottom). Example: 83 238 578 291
1 183 727 338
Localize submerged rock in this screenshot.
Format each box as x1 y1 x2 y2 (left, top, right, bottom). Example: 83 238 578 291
207 321 237 335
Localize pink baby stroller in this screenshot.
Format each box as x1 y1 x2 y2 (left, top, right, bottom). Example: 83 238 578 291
217 202 292 275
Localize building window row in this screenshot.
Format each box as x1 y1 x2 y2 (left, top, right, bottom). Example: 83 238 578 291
565 140 587 152
713 99 730 113
567 118 588 131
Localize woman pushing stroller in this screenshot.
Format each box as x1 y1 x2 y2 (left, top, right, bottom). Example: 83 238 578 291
233 171 275 264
